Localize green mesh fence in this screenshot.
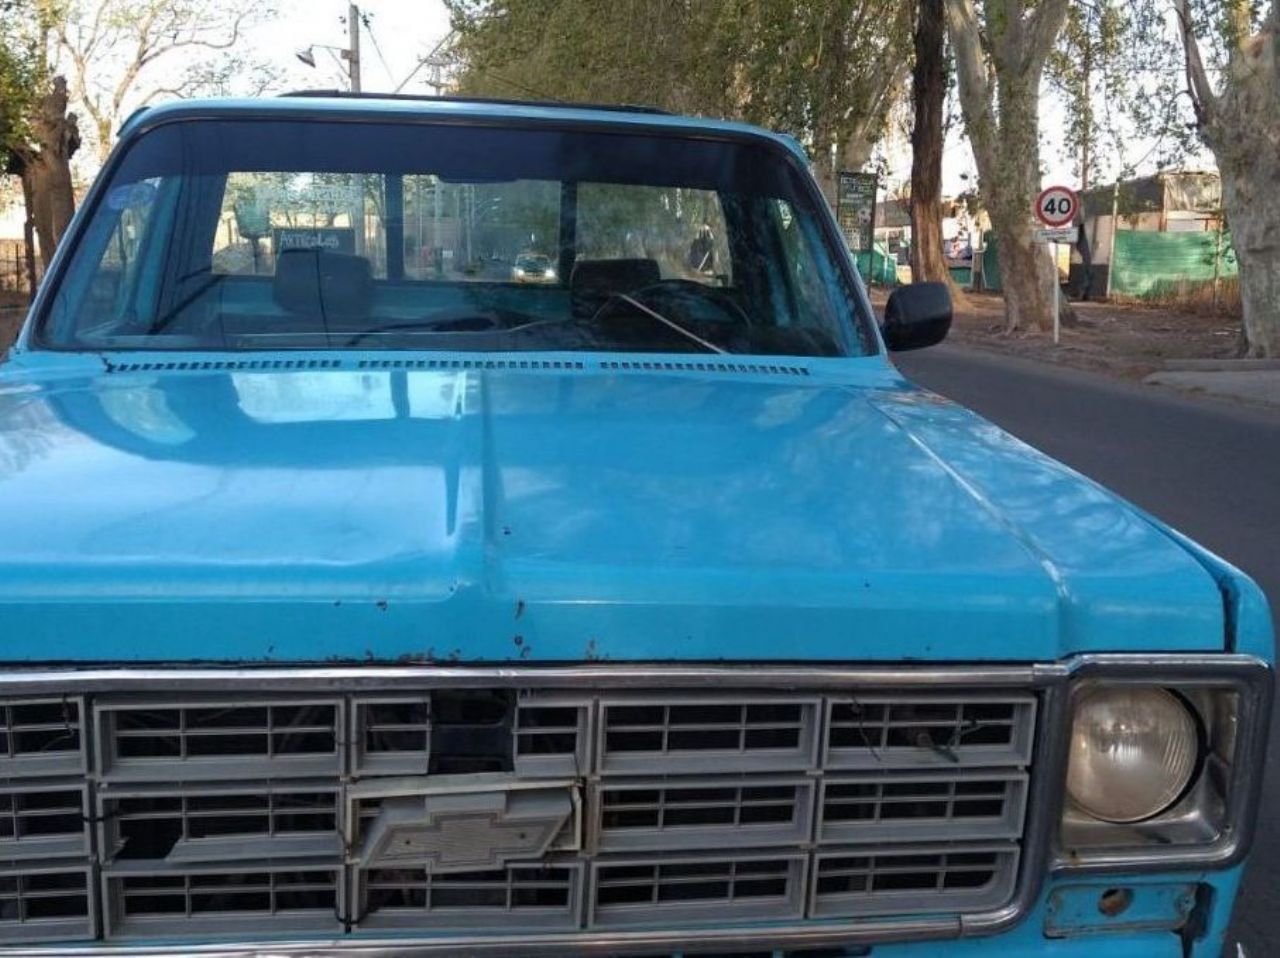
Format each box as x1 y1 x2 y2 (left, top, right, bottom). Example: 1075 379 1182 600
1110 229 1236 298
853 243 899 285
977 229 1234 299
981 234 1001 291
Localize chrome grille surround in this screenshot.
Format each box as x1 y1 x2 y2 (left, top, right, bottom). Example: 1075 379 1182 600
0 656 1264 956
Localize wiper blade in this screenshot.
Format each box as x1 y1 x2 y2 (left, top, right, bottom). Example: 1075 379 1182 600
613 293 727 355
147 273 227 334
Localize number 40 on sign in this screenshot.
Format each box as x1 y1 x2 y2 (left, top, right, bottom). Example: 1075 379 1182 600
1036 185 1078 227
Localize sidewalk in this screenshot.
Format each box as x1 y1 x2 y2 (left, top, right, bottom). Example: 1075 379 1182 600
1144 365 1280 407
869 286 1280 411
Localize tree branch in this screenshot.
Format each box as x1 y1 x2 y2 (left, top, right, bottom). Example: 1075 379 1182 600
1021 0 1071 77
1173 0 1218 126
944 0 997 166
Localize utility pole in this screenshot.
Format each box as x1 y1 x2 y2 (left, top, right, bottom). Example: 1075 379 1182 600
347 3 362 92
346 4 363 255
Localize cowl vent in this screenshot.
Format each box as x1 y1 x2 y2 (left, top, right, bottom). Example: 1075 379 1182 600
107 358 344 373
357 358 586 371
100 356 813 377
598 360 810 377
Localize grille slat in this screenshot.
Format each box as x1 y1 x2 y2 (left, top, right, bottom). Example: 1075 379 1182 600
0 867 95 944
103 866 343 939
100 785 342 865
0 785 91 860
824 696 1036 769
818 771 1028 844
0 699 86 778
0 683 1036 946
593 777 815 853
95 700 343 781
357 864 583 931
590 855 807 928
597 698 820 775
811 845 1019 918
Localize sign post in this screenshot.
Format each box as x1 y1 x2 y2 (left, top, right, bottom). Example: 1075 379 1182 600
1034 185 1079 344
836 172 878 280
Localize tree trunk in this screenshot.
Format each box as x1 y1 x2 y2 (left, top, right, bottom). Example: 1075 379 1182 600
908 0 954 290
1176 1 1279 357
19 77 80 269
992 216 1058 333
945 0 1070 333
987 74 1057 333
18 171 39 298
1220 162 1280 357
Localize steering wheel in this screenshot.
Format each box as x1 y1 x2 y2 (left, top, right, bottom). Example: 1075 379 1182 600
345 308 511 345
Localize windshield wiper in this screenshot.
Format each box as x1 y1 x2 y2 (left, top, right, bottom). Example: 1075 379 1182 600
611 293 727 354
146 273 227 335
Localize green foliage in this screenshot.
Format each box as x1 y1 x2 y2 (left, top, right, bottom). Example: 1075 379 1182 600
1046 0 1265 186
0 0 63 165
0 0 40 162
442 0 913 162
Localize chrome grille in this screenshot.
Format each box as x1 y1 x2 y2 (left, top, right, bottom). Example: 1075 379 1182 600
0 679 1038 947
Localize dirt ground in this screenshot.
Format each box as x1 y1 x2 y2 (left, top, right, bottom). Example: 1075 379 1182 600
0 304 23 354
872 287 1243 380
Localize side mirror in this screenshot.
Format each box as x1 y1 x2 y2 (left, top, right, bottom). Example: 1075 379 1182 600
881 281 952 352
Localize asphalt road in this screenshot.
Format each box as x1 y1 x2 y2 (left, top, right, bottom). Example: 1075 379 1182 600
896 344 1280 955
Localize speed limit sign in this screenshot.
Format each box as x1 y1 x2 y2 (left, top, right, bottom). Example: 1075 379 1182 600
1036 185 1079 227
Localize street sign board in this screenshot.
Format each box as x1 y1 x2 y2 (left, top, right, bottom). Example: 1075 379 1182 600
1035 185 1079 227
1033 226 1078 243
273 227 356 255
836 172 878 251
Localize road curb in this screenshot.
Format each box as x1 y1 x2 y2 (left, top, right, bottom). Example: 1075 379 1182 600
1163 358 1280 372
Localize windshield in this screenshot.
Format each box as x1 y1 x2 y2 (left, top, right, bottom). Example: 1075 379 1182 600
39 118 872 356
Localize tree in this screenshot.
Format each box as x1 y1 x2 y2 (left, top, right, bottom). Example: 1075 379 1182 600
56 0 277 163
444 0 914 202
2 0 80 271
908 0 955 290
1175 0 1280 358
945 0 1070 334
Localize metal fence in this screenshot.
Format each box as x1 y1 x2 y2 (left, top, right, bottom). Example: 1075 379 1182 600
0 240 39 301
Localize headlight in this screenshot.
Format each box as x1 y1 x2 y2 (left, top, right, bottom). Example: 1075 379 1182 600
1066 687 1198 823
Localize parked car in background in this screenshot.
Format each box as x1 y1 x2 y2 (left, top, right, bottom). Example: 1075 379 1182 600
0 92 1269 957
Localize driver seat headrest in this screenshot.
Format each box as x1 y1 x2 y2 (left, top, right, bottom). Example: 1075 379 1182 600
273 249 373 321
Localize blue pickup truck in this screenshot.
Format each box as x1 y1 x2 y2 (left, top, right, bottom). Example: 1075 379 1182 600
0 94 1270 957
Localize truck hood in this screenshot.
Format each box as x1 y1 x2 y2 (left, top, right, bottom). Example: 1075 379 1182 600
0 357 1225 662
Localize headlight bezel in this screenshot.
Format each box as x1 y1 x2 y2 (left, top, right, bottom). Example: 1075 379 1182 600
1053 655 1273 874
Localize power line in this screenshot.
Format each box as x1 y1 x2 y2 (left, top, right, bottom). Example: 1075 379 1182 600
360 13 395 86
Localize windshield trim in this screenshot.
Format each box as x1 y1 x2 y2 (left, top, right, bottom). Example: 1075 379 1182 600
25 111 881 359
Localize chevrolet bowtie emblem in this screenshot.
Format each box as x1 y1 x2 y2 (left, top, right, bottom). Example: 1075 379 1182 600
359 780 576 872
